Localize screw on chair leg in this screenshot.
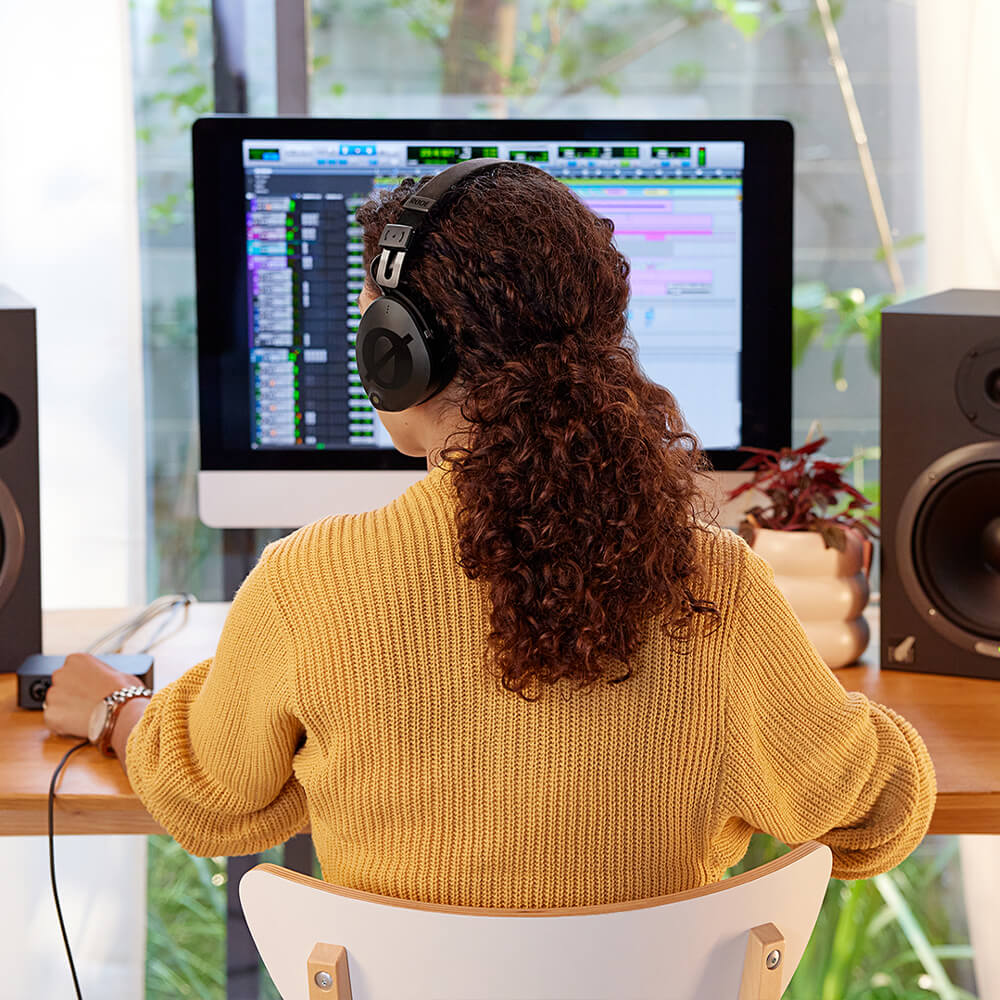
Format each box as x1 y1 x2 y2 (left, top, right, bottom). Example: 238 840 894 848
307 942 352 999
738 923 785 1000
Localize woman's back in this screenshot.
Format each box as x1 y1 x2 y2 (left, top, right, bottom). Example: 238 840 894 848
126 463 935 907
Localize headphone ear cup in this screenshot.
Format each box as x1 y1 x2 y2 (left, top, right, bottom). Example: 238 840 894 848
356 294 435 411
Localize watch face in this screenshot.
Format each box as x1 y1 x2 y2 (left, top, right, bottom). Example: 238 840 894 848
87 700 110 744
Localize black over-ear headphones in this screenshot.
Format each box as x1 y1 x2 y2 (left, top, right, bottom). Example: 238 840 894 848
356 157 504 412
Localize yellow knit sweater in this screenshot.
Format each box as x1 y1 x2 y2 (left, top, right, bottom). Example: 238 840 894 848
127 463 936 907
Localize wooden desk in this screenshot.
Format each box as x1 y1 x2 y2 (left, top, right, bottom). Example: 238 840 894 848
0 602 231 836
1 604 998 836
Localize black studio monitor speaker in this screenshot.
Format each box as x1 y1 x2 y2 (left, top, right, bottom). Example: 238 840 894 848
881 289 1000 679
0 287 41 673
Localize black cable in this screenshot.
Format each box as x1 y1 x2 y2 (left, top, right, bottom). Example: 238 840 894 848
44 600 190 996
49 739 90 1000
44 598 190 995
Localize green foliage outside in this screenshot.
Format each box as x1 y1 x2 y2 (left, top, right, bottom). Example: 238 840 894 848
730 835 976 1000
134 0 221 599
146 841 226 997
146 837 284 999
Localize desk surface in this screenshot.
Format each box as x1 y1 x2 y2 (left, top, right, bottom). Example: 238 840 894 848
0 603 231 836
1 603 998 837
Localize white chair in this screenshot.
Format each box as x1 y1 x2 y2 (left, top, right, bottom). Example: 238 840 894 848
240 840 832 1000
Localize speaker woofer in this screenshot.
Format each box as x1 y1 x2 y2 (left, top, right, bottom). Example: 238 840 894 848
896 441 1000 649
0 479 26 612
913 462 1000 637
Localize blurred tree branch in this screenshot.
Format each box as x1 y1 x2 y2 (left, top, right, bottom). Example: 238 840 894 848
385 0 792 107
443 0 518 94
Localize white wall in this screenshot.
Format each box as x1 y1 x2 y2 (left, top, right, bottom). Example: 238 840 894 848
0 0 147 995
917 0 1000 294
0 0 146 610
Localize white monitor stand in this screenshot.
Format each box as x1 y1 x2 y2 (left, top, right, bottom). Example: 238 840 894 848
198 468 758 531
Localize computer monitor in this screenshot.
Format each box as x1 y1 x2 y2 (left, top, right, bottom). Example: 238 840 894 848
193 118 792 528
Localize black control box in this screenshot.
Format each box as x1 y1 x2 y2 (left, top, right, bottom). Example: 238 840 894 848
17 654 154 710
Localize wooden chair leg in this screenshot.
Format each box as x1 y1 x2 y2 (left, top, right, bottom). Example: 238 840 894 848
738 923 785 1000
307 942 352 999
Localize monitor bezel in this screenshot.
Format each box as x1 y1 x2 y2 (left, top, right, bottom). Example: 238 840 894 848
193 116 793 473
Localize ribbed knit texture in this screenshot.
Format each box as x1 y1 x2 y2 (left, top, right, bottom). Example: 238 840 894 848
127 464 936 906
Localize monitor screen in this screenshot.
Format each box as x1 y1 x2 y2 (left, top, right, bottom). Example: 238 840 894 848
194 118 791 526
243 138 746 453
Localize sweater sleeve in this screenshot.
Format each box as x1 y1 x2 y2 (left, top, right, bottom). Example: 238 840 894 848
716 539 937 881
126 545 308 857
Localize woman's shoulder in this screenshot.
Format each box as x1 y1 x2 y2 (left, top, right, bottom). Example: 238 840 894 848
257 470 453 577
691 521 756 605
692 519 751 566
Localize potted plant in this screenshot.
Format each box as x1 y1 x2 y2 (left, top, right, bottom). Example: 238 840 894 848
725 435 880 669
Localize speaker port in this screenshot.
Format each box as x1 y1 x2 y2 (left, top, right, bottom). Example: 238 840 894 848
0 393 18 448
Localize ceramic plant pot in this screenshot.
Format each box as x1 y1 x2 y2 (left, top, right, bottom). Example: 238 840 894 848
750 525 874 669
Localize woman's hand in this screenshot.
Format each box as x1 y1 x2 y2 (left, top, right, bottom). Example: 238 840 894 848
43 653 138 739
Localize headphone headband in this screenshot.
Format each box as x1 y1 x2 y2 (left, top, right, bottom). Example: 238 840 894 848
359 157 528 412
372 157 504 290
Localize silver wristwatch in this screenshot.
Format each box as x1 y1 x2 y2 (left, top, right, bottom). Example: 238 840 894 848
87 685 154 756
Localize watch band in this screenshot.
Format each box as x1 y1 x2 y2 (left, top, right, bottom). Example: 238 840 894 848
95 685 153 757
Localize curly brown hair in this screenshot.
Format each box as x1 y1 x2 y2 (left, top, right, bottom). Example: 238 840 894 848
357 163 722 699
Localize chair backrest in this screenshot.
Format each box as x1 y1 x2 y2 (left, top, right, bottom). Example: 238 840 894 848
240 841 832 1000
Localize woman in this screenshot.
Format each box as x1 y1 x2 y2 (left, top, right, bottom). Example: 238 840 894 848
45 162 935 908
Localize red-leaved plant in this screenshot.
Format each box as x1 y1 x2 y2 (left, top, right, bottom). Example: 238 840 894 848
725 435 880 551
